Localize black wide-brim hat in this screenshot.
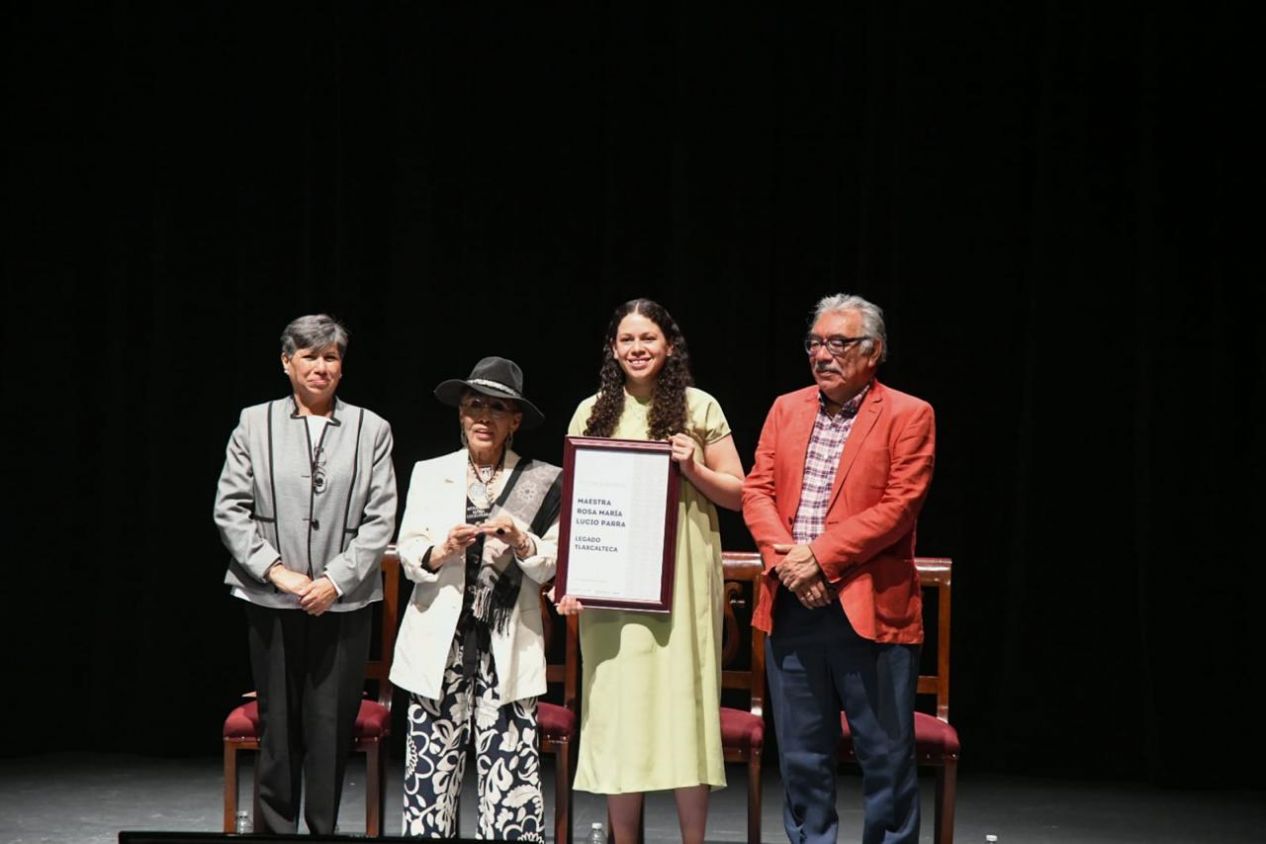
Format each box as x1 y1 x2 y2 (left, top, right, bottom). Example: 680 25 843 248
434 356 545 429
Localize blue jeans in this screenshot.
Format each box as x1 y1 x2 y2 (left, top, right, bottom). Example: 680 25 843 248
766 601 920 844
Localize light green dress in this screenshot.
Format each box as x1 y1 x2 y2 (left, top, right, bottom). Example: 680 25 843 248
568 386 729 793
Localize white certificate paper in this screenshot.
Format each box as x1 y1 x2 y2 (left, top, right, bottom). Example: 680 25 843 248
557 437 679 611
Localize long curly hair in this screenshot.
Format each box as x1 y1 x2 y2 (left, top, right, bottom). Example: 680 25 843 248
582 298 694 440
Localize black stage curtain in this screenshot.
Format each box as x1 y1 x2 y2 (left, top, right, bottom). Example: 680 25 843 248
5 3 1259 786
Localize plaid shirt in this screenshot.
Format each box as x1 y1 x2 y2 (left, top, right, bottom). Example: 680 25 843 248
791 385 870 544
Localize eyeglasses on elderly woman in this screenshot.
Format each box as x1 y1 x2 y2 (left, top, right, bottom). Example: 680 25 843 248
459 396 518 417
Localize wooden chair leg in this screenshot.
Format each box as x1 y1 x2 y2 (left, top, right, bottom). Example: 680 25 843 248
935 760 957 844
747 753 762 844
554 742 572 844
251 753 262 833
222 742 237 833
365 743 381 837
378 740 388 836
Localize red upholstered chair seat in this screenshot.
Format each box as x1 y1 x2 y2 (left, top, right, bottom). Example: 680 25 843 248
222 698 391 742
719 706 765 752
354 700 391 737
839 711 961 760
913 713 961 759
537 701 577 738
222 702 257 739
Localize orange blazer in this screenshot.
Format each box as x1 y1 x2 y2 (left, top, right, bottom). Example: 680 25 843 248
742 380 935 644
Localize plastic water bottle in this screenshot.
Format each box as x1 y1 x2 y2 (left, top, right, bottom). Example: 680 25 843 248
588 821 606 844
235 810 250 833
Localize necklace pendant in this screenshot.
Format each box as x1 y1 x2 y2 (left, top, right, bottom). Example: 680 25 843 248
468 450 503 509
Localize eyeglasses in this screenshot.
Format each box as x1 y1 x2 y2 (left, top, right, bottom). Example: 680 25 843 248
804 335 868 356
460 397 516 418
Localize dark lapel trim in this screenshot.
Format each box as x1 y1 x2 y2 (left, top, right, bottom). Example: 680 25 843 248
266 400 279 525
302 409 332 578
287 394 345 425
339 407 366 546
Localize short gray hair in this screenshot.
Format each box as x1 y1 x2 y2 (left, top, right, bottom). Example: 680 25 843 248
280 314 349 357
811 293 888 362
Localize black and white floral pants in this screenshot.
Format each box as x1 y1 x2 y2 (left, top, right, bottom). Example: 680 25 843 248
403 636 544 841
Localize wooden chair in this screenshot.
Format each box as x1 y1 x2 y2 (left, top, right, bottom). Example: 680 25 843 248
719 552 769 844
538 583 581 844
838 556 960 844
629 552 767 844
222 548 401 836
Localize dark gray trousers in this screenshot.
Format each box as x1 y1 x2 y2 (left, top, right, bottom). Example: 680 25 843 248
767 603 921 844
245 602 371 835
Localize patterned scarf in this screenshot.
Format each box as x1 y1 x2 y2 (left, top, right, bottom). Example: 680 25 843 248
470 458 563 635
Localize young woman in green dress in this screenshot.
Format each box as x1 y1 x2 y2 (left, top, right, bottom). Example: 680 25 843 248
556 298 744 844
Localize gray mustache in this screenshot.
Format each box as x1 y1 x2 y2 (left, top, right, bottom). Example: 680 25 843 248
814 363 841 374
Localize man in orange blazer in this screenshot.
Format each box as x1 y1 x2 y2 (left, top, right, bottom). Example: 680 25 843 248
743 293 935 844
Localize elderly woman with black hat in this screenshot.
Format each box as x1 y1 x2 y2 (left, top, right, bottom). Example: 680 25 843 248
390 356 562 841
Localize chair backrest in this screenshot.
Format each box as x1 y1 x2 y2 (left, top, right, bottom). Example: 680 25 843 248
914 557 952 723
540 584 580 715
720 552 766 719
716 553 950 724
364 547 401 710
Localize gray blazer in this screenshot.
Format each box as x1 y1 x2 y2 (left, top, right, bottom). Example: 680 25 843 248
214 395 398 611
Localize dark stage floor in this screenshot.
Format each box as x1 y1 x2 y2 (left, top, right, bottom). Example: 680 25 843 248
0 753 1261 844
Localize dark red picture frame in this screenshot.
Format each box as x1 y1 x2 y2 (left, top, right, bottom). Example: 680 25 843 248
555 436 680 612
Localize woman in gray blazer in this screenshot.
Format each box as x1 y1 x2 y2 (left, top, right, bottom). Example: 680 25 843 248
214 314 397 835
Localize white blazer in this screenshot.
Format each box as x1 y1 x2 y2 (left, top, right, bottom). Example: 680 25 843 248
389 448 559 704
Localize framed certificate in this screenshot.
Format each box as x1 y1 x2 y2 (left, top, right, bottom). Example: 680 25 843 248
555 436 680 612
